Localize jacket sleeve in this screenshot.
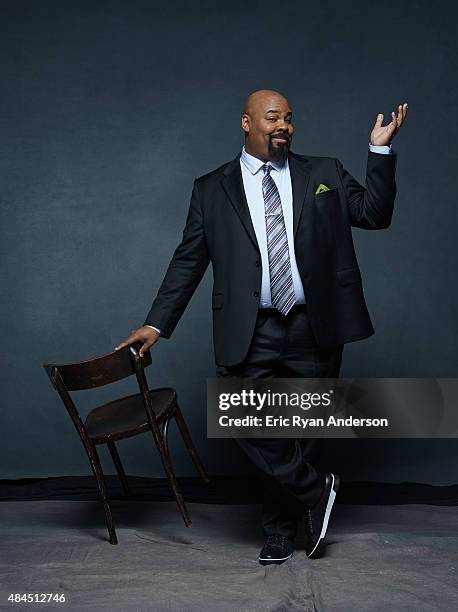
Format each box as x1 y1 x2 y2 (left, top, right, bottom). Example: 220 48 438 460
335 150 397 230
143 180 210 338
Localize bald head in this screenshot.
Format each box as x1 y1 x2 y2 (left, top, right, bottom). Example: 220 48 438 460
243 89 290 115
241 89 294 163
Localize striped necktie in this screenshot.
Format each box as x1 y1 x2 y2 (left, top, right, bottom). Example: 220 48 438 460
261 163 296 316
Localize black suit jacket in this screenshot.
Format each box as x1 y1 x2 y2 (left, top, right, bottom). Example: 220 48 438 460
144 149 397 366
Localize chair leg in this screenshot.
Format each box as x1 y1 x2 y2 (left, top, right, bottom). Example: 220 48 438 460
86 440 118 544
154 420 192 528
107 440 131 498
174 403 211 484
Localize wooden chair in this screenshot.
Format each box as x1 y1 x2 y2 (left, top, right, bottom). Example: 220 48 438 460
43 341 210 544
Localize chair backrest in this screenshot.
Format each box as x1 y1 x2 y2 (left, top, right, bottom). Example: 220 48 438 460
43 341 152 391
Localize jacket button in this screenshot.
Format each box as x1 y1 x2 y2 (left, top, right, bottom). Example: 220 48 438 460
253 290 259 297
255 260 261 267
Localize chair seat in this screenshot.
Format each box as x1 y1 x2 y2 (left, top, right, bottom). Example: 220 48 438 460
85 387 176 443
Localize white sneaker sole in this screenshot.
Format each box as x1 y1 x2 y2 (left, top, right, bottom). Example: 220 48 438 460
259 553 293 564
307 474 339 558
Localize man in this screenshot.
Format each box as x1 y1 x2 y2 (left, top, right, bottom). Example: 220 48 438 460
115 90 407 564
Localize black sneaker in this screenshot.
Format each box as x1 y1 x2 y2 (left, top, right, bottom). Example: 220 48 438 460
304 473 340 559
259 534 294 565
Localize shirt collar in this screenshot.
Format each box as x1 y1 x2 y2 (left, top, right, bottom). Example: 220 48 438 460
240 145 287 175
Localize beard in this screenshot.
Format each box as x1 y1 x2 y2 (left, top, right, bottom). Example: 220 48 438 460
268 134 290 162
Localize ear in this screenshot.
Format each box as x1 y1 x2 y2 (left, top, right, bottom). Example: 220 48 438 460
241 113 250 135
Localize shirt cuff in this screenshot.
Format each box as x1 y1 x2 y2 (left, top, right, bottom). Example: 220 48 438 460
369 142 393 155
145 324 161 335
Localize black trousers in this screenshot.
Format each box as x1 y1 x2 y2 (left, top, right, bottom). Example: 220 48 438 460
216 304 343 540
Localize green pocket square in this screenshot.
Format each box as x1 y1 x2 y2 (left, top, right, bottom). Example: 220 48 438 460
315 183 330 194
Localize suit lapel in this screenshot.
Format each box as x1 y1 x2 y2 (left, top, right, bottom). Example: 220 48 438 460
220 151 312 251
221 153 260 252
288 152 312 240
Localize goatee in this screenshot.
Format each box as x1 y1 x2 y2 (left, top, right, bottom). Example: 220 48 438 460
268 137 289 163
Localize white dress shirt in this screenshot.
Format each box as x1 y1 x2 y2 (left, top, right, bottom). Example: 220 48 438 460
146 143 392 334
240 146 305 308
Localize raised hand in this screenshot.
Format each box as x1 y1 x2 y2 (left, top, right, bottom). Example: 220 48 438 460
370 102 408 146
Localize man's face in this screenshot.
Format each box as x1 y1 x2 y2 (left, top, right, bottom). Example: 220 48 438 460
242 94 294 162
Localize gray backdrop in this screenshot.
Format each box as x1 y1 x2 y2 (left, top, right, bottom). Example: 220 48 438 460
1 0 457 483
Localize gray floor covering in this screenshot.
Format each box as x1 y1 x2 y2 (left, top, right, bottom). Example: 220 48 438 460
0 500 457 611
